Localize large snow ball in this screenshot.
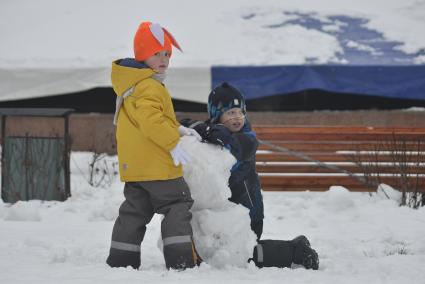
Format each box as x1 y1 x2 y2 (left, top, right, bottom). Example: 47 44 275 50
180 136 235 210
191 205 255 268
180 136 257 267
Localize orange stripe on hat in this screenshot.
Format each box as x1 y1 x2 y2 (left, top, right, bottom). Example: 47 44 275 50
133 22 182 62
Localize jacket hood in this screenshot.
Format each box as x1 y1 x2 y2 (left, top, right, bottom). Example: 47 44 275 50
111 58 155 97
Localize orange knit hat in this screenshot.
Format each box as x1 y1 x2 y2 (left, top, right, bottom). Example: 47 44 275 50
133 22 182 61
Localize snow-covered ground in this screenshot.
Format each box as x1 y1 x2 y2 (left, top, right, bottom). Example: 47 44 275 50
1 3 425 280
1 138 424 284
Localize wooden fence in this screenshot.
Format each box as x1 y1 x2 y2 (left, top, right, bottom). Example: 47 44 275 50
253 126 425 192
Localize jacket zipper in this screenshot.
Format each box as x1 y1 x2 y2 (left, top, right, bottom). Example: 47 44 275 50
243 180 254 207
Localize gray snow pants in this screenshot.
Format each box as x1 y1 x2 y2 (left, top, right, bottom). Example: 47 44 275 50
106 177 198 270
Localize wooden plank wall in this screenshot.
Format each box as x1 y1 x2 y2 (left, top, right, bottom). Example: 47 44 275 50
253 126 425 192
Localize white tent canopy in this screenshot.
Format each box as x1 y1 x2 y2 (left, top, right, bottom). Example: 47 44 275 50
1 0 424 103
0 67 210 103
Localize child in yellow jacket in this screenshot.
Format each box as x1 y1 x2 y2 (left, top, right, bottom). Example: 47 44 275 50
106 21 201 270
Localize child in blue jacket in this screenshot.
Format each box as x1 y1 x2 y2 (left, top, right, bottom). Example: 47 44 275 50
181 82 319 270
181 82 264 239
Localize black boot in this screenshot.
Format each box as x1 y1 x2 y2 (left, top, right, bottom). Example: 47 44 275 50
164 240 203 270
291 235 319 270
106 248 140 269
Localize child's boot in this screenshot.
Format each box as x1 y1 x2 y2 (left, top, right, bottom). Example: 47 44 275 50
291 235 319 270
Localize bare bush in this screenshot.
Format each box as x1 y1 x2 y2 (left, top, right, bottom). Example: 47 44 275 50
351 135 424 208
87 153 119 188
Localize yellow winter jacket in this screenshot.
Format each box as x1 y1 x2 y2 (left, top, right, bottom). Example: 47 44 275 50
111 60 182 181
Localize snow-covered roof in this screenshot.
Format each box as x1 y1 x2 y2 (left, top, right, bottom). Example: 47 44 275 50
1 0 424 103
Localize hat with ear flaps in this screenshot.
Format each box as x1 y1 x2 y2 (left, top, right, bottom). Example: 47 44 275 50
207 82 246 123
133 21 182 61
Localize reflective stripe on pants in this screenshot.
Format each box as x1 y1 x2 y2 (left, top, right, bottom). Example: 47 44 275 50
163 235 192 246
110 241 141 252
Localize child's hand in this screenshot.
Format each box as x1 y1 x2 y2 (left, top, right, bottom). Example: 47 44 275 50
178 125 202 141
170 141 191 166
206 124 232 146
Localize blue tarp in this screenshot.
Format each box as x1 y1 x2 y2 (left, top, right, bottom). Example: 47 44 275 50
211 65 425 101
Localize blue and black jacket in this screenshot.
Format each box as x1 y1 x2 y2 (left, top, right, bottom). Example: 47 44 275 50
181 118 264 239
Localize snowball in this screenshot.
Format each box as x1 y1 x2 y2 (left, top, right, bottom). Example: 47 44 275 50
191 205 255 268
179 136 257 267
180 136 235 210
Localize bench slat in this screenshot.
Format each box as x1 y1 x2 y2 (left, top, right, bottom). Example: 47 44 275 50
259 175 425 192
256 133 425 141
253 126 425 134
256 164 425 174
256 152 425 163
253 126 425 141
258 141 425 151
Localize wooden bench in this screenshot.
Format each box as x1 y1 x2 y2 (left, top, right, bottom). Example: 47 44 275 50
253 126 425 192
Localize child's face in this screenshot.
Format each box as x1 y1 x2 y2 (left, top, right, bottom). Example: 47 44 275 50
145 50 170 73
219 107 245 132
